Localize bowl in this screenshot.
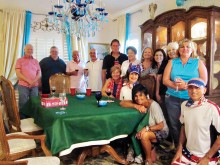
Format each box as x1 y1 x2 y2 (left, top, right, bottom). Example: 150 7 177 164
76 94 86 100
99 100 107 107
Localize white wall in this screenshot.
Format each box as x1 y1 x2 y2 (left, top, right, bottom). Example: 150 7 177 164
0 11 3 55
87 18 118 45
90 0 220 57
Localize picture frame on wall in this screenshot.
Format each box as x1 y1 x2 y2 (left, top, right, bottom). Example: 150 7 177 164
88 43 110 60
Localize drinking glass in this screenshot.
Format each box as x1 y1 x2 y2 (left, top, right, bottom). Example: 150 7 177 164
51 86 56 97
59 93 66 110
174 77 181 92
106 88 111 101
95 91 102 107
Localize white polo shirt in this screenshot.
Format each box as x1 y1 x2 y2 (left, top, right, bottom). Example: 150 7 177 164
66 60 86 93
85 59 103 91
180 100 220 157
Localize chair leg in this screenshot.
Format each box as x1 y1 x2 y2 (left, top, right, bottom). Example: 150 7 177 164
32 149 37 157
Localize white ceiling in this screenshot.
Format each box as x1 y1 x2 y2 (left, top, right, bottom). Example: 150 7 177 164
0 0 147 18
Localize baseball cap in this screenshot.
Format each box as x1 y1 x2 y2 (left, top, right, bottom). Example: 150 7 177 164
187 78 206 88
128 65 141 74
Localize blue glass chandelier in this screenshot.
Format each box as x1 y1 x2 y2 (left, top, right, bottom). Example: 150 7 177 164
48 0 108 37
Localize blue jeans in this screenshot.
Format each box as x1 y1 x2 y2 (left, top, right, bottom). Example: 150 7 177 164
165 94 187 147
18 85 38 118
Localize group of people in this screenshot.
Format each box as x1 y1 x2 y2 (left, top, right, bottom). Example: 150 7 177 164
15 38 220 165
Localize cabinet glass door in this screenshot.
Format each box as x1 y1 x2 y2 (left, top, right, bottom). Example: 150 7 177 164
213 18 220 91
171 21 185 42
143 31 152 48
190 17 207 64
156 26 167 49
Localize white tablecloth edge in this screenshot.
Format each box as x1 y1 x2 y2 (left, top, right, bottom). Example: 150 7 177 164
59 134 128 156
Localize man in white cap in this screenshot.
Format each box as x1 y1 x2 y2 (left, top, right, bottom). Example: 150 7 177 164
172 78 220 165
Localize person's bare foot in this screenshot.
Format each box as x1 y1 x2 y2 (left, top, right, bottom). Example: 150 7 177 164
145 159 153 165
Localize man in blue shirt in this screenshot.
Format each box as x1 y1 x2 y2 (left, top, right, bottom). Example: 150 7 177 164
40 46 66 94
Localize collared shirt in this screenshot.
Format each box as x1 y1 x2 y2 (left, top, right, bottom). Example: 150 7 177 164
121 59 140 77
86 59 103 91
66 60 86 92
102 52 128 79
40 56 66 94
15 55 41 87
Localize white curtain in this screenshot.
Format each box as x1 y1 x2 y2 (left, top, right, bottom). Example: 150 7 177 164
0 9 25 84
117 15 126 53
71 36 88 62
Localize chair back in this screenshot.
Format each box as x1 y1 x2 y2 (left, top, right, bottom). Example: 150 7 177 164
0 161 28 165
49 73 70 94
139 75 156 99
0 76 21 132
0 112 10 161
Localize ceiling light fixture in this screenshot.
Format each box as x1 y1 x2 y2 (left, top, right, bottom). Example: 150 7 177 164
48 0 108 37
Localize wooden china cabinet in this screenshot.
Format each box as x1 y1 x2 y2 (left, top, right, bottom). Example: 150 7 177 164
140 6 220 105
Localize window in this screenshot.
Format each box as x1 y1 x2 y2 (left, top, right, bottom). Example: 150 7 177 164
126 39 140 59
30 15 69 63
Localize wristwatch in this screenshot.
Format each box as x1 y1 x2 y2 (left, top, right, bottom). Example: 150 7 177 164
146 126 150 131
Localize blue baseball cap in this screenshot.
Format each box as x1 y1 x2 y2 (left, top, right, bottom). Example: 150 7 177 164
128 65 141 74
187 78 206 88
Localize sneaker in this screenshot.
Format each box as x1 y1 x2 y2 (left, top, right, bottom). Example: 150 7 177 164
126 148 134 162
134 154 143 164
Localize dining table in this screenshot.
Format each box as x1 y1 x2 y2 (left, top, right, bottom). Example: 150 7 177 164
21 94 145 164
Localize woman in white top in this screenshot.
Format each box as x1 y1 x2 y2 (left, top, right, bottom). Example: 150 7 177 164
121 46 140 77
120 64 141 100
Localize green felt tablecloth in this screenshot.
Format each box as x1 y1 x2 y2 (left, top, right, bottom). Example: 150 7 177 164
21 94 144 155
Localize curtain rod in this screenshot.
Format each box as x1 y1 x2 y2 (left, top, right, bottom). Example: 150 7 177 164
112 9 142 22
32 12 47 16
130 9 142 15
0 10 46 15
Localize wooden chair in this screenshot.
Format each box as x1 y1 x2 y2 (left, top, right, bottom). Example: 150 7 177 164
139 75 156 99
0 161 28 165
0 76 42 134
0 112 60 164
49 73 70 94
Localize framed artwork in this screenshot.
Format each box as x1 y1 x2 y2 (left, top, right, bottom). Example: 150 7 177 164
88 43 110 60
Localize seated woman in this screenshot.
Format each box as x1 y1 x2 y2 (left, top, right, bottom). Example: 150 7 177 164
120 64 141 100
120 84 169 165
102 66 123 99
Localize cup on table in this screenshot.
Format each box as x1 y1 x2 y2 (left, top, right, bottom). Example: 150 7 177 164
41 94 50 98
86 88 91 96
70 88 76 96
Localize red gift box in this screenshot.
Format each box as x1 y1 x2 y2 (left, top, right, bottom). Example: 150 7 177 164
41 97 68 108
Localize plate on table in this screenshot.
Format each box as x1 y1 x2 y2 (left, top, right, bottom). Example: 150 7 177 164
98 100 107 107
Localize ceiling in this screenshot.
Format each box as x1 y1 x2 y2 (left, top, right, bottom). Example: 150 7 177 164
0 0 146 18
